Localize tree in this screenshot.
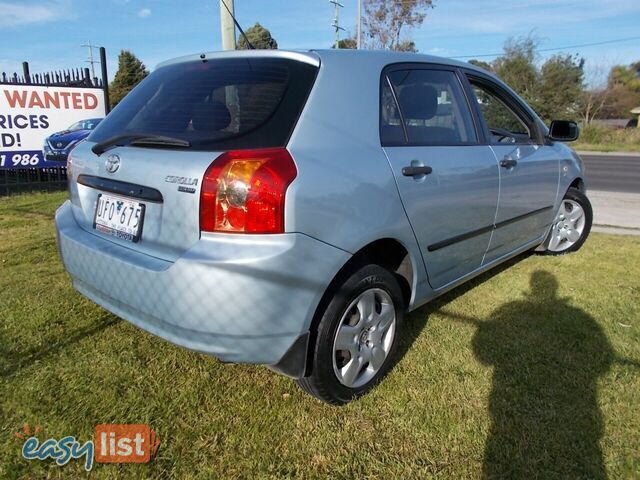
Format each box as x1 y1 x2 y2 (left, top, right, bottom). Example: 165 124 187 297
109 50 149 108
610 61 640 93
362 0 435 52
237 23 278 50
577 64 611 125
493 35 539 104
602 61 640 118
334 37 357 49
536 54 585 121
600 83 639 119
468 59 493 72
487 35 585 122
580 88 609 124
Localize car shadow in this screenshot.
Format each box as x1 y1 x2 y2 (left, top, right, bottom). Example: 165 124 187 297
398 261 616 479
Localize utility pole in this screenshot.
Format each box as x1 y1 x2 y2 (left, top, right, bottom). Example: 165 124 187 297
357 0 362 49
219 0 236 50
329 0 345 48
81 42 100 79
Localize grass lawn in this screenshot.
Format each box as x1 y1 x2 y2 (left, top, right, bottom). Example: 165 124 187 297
1 191 639 479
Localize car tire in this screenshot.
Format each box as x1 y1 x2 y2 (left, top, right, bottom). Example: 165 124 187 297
539 187 592 256
296 264 404 405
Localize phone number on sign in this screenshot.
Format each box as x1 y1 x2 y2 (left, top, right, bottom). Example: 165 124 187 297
0 151 45 169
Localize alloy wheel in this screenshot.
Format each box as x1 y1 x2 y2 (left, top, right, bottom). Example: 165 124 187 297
548 199 586 252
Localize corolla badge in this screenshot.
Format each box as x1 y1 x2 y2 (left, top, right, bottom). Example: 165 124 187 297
105 154 120 174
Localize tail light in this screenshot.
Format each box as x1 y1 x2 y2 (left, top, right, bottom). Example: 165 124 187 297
200 148 297 234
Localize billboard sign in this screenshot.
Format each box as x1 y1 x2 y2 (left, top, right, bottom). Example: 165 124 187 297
0 85 106 169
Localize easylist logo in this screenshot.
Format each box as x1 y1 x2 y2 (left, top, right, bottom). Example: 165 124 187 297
95 424 160 464
18 423 160 471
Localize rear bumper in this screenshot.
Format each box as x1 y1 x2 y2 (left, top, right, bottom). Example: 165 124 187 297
55 200 349 368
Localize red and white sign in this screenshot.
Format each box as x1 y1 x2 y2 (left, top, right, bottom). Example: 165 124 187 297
0 85 106 168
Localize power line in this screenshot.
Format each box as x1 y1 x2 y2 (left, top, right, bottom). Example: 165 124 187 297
220 0 253 49
330 0 345 48
451 35 640 59
81 42 100 79
357 0 362 49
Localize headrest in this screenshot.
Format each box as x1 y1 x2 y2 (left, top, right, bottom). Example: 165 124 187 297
192 100 231 132
437 102 453 116
399 85 438 120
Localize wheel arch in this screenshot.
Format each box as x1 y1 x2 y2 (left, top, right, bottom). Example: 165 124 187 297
536 177 592 255
569 177 585 193
303 237 415 377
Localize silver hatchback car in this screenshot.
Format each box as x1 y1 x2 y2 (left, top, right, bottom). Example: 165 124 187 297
56 49 591 404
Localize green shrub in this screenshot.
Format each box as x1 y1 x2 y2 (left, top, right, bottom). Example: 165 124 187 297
575 123 640 151
579 124 609 144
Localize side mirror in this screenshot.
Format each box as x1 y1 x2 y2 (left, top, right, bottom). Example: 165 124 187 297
548 120 579 142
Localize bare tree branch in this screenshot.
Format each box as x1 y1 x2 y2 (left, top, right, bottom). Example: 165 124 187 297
362 0 435 52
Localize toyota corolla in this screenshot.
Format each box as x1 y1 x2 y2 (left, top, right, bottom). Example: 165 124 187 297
55 50 590 404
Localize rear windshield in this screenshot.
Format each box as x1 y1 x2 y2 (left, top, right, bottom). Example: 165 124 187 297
89 57 318 150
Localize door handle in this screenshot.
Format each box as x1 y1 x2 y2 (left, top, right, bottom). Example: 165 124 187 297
500 158 518 169
402 165 433 177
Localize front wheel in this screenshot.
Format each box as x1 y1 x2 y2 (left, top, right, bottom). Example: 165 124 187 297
540 187 592 255
296 264 404 405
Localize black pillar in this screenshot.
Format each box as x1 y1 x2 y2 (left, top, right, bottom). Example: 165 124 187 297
100 47 110 113
22 61 31 84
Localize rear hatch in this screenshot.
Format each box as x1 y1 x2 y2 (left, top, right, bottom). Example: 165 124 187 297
67 52 319 262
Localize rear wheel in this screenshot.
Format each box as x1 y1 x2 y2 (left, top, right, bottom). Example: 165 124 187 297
540 187 592 255
296 264 404 405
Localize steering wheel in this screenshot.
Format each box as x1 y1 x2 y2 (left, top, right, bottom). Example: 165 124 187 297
490 127 516 143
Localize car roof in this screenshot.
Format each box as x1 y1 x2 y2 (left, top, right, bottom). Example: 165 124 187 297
313 48 479 70
157 49 321 68
156 48 491 76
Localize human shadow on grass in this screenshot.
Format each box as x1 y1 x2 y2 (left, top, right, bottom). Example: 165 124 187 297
395 252 532 367
441 271 618 480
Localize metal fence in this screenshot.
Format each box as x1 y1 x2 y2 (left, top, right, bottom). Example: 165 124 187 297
0 166 67 196
1 63 105 89
1 49 109 196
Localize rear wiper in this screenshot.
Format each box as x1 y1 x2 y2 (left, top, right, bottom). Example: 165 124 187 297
91 134 190 155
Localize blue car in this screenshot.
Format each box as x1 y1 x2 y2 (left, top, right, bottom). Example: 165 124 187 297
43 118 103 162
56 50 590 404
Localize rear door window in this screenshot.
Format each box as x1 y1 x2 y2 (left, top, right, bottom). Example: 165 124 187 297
89 57 318 151
381 69 477 146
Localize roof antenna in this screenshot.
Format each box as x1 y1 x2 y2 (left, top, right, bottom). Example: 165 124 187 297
220 0 254 50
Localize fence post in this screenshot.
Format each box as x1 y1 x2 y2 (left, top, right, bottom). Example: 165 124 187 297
100 47 110 113
22 62 31 84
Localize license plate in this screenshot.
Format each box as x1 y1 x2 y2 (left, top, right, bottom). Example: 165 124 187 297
93 193 145 243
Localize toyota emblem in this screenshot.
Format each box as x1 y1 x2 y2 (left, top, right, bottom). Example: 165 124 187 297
105 154 121 174
56 142 63 148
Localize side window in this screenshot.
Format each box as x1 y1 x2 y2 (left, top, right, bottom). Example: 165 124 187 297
469 82 532 144
381 69 477 146
380 80 405 145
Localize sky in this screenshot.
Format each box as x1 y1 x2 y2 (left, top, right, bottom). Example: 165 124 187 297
0 0 639 85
